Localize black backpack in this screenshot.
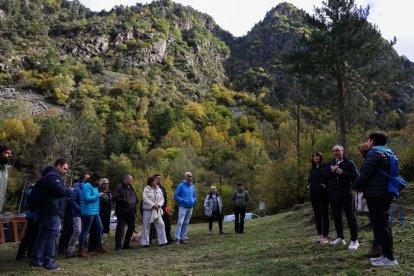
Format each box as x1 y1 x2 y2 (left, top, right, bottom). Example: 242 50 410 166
26 172 55 210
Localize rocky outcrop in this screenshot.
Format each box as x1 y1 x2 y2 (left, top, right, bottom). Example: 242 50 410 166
0 87 69 116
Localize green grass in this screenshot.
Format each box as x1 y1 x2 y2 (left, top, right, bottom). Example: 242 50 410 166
1 185 413 275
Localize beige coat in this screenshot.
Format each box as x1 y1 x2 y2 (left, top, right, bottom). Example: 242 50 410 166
142 185 165 211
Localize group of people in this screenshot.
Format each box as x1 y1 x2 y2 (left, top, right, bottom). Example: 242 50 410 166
10 155 250 272
308 131 399 267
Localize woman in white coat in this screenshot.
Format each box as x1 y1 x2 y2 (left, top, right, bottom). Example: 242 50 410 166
204 186 225 234
141 176 168 247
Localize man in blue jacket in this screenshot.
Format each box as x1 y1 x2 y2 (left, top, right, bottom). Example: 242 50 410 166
30 158 72 271
174 171 197 244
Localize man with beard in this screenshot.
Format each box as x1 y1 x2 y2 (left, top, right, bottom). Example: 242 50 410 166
0 144 12 212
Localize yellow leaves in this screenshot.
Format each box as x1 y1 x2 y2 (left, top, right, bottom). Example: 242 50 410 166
122 119 151 140
203 126 225 144
0 117 40 153
0 118 25 140
184 102 207 124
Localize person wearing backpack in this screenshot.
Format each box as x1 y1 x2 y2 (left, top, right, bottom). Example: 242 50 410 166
30 158 72 271
356 131 398 266
232 183 250 234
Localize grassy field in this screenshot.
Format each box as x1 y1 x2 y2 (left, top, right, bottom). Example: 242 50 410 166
0 185 413 275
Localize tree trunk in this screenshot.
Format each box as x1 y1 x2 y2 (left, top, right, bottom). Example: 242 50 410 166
337 74 347 148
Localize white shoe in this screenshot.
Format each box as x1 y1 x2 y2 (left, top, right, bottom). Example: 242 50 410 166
371 256 398 266
330 238 346 246
208 229 212 235
370 255 384 262
348 240 360 250
319 236 328 244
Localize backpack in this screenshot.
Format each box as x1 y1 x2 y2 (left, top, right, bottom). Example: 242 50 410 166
26 172 55 209
378 151 407 198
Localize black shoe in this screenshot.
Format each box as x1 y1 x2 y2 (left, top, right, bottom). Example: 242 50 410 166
143 245 150 248
122 245 133 250
115 247 121 251
66 254 76 258
29 262 43 269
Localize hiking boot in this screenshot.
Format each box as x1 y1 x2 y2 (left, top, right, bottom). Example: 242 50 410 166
348 240 360 250
97 246 109 253
180 239 188 244
220 230 227 234
371 256 398 266
175 240 181 245
208 229 212 235
330 238 346 246
29 261 43 269
364 244 382 258
122 245 133 250
78 249 88 258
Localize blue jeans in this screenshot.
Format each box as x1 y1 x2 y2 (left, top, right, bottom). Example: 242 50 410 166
31 215 60 266
175 207 193 240
79 215 103 249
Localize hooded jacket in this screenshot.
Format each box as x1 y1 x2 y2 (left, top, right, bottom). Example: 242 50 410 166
355 146 392 200
174 180 196 209
323 157 358 194
37 166 72 217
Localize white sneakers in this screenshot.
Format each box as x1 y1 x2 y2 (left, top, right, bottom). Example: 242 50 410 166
316 235 328 244
348 240 360 250
370 255 398 266
330 238 346 246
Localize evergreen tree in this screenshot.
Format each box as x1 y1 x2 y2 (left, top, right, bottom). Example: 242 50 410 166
285 0 393 147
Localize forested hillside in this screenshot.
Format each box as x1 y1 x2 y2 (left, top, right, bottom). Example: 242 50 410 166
0 0 413 217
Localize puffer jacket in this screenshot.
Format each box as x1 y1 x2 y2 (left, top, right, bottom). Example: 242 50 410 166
355 146 392 200
174 180 196 208
323 157 358 194
80 183 100 216
204 193 223 217
69 183 83 217
142 185 164 211
37 166 72 218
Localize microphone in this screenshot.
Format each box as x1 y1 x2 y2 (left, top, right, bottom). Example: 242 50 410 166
335 159 339 165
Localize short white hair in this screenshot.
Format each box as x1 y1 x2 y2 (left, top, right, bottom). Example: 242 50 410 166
99 178 109 186
185 171 192 177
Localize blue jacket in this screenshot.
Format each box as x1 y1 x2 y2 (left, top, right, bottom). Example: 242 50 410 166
80 183 100 216
37 166 72 218
69 183 83 217
174 180 196 208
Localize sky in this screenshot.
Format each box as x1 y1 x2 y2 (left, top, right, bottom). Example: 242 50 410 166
78 0 414 61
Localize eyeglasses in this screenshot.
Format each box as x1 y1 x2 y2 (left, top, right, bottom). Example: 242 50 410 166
187 175 193 178
332 149 342 152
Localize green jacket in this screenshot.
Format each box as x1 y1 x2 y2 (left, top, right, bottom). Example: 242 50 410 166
232 190 250 208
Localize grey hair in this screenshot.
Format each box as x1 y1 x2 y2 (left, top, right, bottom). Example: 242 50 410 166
185 171 192 177
99 178 109 186
333 144 344 151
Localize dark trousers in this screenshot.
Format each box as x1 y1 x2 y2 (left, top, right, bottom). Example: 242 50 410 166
310 192 329 236
88 222 98 252
31 215 60 266
366 197 394 260
330 192 358 241
208 211 223 231
162 211 172 242
57 217 73 255
16 218 39 259
234 206 246 233
115 213 135 249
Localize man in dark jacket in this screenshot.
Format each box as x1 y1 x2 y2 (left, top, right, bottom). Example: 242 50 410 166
355 131 398 266
30 158 72 271
112 174 138 250
323 145 359 250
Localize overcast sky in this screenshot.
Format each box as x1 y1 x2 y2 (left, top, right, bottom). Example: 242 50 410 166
78 0 414 61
